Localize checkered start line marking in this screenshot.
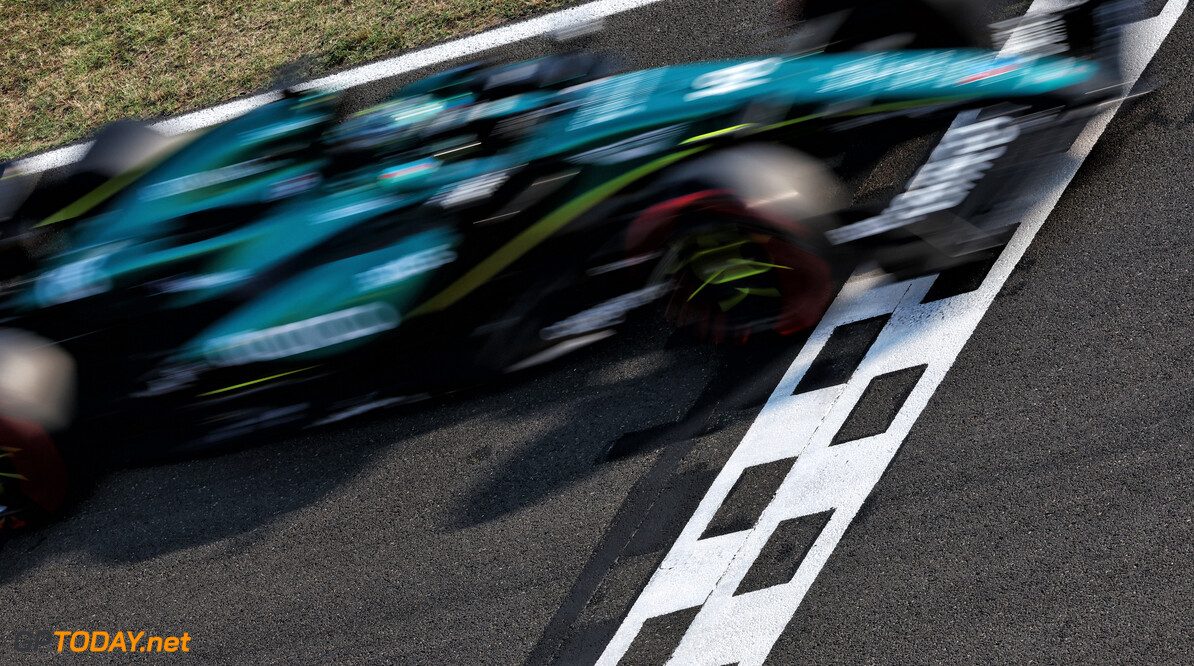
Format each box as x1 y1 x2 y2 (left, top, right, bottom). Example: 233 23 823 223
597 1 1188 664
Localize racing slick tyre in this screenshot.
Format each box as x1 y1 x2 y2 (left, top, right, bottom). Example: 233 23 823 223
0 329 74 533
630 145 850 342
785 0 990 51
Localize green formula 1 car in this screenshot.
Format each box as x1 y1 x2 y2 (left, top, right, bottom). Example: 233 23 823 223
0 0 1139 528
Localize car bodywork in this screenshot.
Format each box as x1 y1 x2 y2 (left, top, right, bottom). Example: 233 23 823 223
0 0 1135 524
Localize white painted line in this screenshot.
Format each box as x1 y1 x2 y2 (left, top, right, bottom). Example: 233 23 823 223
9 0 668 175
597 1 1188 664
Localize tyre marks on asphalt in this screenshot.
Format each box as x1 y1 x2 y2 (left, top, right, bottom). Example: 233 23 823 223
593 1 1189 663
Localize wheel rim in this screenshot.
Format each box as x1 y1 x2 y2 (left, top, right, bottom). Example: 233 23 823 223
648 203 836 341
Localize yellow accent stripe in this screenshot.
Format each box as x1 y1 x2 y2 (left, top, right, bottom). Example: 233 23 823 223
35 133 196 228
35 167 150 228
681 124 756 145
753 112 826 134
198 366 316 397
406 148 707 317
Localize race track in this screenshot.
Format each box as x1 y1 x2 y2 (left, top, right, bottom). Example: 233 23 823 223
2 0 1192 663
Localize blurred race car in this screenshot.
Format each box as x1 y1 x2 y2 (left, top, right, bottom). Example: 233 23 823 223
0 0 1139 528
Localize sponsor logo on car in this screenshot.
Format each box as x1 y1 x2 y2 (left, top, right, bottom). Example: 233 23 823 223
540 284 669 340
354 245 457 292
826 115 1021 243
205 303 400 366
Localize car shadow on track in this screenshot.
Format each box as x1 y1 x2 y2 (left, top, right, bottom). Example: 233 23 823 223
454 326 809 528
0 319 797 584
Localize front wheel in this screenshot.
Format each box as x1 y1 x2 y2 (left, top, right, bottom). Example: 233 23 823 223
630 146 850 342
648 197 837 342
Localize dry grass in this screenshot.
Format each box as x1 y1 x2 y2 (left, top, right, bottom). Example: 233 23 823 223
0 0 573 161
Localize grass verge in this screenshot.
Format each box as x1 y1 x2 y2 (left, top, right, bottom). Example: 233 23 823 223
1 0 574 161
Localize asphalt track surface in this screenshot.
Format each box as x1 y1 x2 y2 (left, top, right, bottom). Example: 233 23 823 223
2 1 1193 663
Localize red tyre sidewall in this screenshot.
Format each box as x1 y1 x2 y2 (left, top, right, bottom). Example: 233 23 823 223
630 192 836 340
1 415 67 516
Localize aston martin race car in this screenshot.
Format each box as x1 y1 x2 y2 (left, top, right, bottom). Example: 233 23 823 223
0 0 1140 528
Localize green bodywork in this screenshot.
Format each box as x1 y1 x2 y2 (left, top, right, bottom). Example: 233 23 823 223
18 49 1101 372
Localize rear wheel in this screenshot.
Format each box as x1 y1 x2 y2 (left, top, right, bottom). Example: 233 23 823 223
0 330 74 531
0 416 67 530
